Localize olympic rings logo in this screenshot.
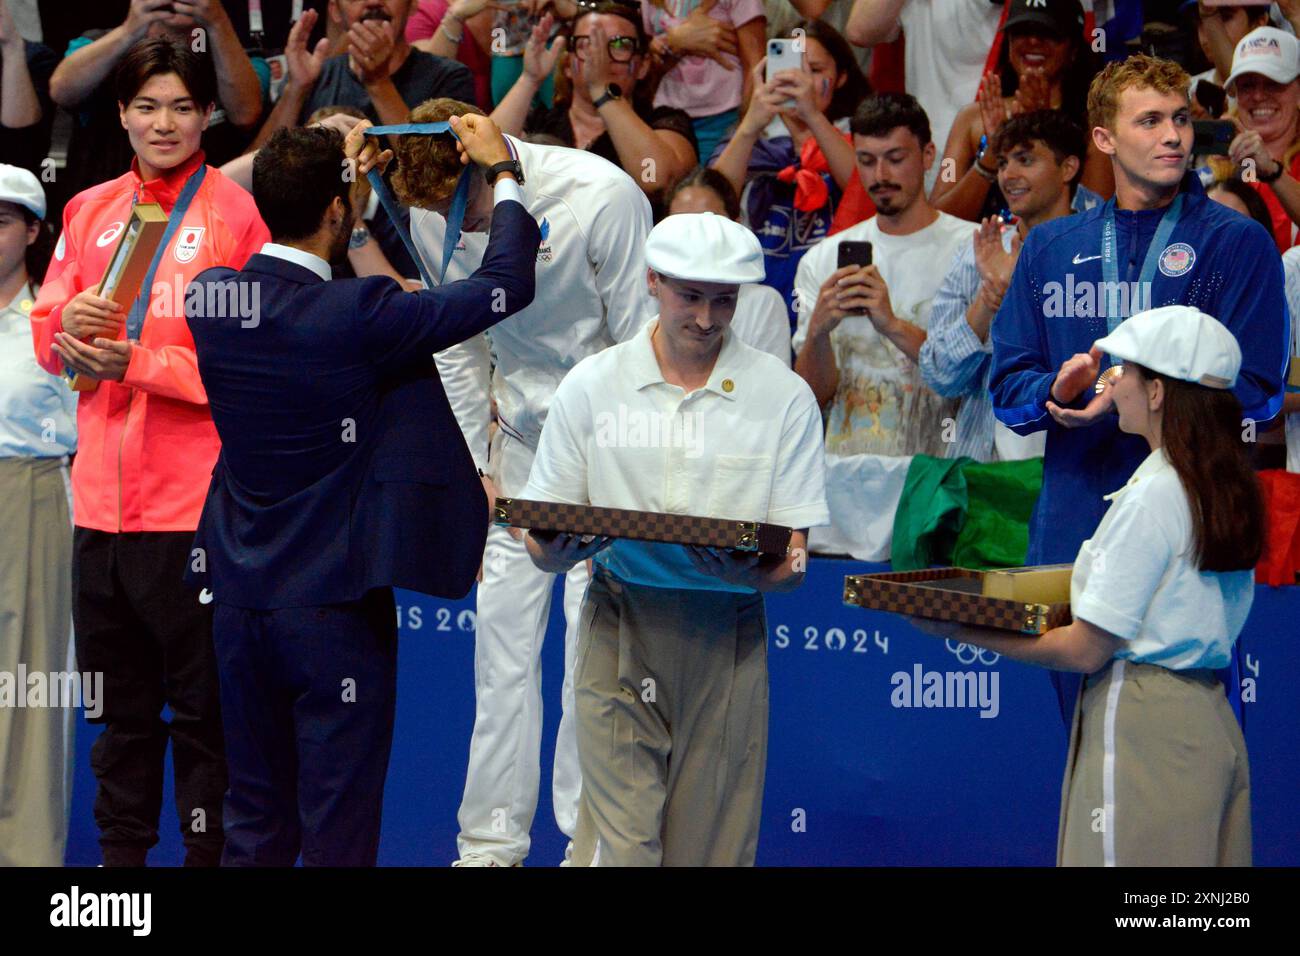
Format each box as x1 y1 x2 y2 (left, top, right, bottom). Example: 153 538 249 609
944 639 1000 666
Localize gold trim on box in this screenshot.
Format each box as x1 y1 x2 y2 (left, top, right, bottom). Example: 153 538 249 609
842 568 1072 635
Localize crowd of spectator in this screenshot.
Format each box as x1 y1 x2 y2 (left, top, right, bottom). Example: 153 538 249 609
4 0 1300 866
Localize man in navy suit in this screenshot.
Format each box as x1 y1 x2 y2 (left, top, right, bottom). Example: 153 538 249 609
184 116 540 865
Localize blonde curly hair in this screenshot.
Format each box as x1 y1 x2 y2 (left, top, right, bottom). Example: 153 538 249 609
391 98 485 208
1087 54 1190 132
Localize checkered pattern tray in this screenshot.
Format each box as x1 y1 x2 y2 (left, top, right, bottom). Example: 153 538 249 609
843 568 1073 635
494 498 793 556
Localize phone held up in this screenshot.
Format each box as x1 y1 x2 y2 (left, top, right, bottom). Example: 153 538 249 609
766 38 803 108
836 241 873 316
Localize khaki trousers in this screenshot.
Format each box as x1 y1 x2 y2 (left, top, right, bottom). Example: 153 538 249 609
571 571 769 867
1058 659 1251 866
0 457 75 866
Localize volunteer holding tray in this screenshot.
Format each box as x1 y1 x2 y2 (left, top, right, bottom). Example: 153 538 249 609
921 305 1259 867
521 213 829 866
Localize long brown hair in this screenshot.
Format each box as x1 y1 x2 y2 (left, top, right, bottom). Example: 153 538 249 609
1137 365 1264 572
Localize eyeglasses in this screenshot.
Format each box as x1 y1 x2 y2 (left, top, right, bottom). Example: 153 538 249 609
571 34 641 62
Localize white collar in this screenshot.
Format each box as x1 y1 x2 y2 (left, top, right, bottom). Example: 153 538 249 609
3 281 35 316
260 242 331 282
625 318 744 401
1103 447 1172 502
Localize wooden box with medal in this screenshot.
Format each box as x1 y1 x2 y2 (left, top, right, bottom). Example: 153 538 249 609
493 498 794 556
843 565 1074 635
63 202 168 392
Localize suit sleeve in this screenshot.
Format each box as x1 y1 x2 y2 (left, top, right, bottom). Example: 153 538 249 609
359 198 541 374
1216 222 1290 425
30 197 85 374
990 231 1056 434
592 177 655 343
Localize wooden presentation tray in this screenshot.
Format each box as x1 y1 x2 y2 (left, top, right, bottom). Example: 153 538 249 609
843 567 1073 635
65 203 169 393
494 498 793 556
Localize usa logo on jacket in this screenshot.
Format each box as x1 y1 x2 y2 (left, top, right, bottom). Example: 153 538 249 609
1158 242 1195 278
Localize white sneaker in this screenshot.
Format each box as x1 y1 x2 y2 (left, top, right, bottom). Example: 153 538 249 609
451 853 518 867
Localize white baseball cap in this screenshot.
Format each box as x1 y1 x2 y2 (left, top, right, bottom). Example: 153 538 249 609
1225 26 1300 91
0 164 46 220
645 212 765 284
1094 305 1241 389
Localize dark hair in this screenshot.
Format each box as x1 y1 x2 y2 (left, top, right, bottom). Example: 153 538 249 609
253 127 351 241
115 37 217 108
1133 364 1264 572
997 20 1100 129
571 2 647 49
793 19 872 124
666 167 741 220
851 92 931 147
23 208 53 282
1209 178 1274 236
556 3 653 115
990 109 1087 190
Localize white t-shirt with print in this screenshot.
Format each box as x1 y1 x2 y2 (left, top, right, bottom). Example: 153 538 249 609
793 210 976 458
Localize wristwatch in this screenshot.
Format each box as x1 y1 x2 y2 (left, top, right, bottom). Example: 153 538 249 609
349 225 370 250
592 84 622 110
1258 158 1286 184
973 134 998 181
484 159 524 186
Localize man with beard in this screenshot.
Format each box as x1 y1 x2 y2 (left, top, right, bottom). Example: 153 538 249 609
250 0 476 148
794 92 975 460
183 115 539 865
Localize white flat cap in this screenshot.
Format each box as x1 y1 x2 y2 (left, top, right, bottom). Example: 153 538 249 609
645 212 765 284
1094 305 1241 390
0 164 45 220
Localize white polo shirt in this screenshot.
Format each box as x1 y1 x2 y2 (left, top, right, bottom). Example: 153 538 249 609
732 282 792 367
522 319 830 592
411 136 655 468
1 282 77 458
1070 448 1255 670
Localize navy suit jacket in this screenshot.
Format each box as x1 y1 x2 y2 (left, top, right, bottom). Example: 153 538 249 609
185 198 540 609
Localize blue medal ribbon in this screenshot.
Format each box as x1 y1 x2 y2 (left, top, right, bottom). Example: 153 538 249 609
364 121 476 287
126 164 207 341
1099 194 1184 360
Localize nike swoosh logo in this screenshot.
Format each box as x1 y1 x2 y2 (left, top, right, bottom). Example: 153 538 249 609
1072 253 1101 264
199 589 213 605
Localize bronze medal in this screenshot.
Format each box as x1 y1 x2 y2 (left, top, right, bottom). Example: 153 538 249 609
1095 365 1123 394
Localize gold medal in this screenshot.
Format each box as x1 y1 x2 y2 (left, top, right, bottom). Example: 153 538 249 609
1095 365 1123 394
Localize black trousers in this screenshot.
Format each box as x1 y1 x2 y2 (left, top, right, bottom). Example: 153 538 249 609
214 588 398 867
72 528 227 866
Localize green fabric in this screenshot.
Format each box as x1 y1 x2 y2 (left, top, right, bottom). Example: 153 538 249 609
890 455 969 571
891 456 1044 571
951 458 1043 570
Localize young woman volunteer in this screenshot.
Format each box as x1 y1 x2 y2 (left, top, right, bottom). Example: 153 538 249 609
925 304 1260 866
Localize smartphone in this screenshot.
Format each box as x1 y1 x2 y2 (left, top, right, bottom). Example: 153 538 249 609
1194 80 1227 119
1192 119 1234 157
837 241 872 270
836 241 872 315
766 38 803 108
